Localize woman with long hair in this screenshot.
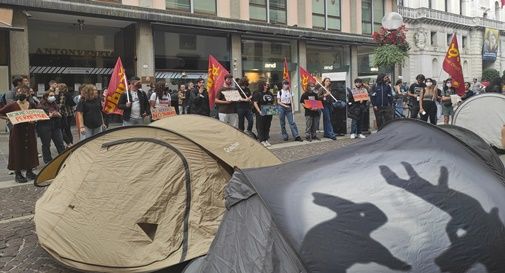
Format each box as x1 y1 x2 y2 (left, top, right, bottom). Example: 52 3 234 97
419 78 438 125
149 80 171 108
318 77 337 140
253 81 274 147
0 85 38 183
37 90 65 163
76 84 106 140
57 83 75 147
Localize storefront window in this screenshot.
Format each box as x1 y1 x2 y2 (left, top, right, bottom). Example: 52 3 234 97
306 44 347 76
242 39 291 88
153 27 229 82
357 46 378 78
362 0 384 35
250 0 286 24
28 18 133 92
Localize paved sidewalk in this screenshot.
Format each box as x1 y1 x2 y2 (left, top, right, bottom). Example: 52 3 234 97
0 112 371 185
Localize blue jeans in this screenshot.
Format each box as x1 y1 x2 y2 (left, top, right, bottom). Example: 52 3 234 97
278 106 299 139
81 126 104 141
322 105 336 138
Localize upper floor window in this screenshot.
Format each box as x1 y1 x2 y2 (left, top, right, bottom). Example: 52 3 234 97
312 0 341 31
362 0 384 35
250 0 287 24
166 0 216 15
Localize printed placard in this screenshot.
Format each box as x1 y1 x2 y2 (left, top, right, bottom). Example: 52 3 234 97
304 100 324 110
7 109 49 125
151 106 176 120
352 91 370 102
261 105 280 116
222 90 243 102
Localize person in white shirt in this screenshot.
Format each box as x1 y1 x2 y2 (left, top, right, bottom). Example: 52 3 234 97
149 80 171 108
277 80 302 142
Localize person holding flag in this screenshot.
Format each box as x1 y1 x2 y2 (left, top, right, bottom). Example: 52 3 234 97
118 76 150 126
236 77 254 134
318 77 337 140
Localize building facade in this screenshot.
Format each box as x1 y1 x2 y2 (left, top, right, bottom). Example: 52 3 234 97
399 0 505 84
0 0 395 108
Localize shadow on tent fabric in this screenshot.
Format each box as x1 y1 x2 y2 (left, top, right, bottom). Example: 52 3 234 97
380 162 505 273
300 193 411 273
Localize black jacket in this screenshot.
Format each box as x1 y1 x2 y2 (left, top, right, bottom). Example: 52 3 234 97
118 90 150 121
189 88 210 116
347 87 368 120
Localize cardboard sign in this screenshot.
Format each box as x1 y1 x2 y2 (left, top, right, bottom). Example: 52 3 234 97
260 105 280 116
151 106 176 120
7 109 49 125
352 90 370 102
304 100 324 110
222 90 243 102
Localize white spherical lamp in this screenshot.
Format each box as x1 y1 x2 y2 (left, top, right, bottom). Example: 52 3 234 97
381 12 404 30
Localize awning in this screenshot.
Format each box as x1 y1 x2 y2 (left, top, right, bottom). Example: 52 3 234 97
155 71 208 80
0 8 23 31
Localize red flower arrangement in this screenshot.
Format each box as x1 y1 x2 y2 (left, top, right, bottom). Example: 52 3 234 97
372 25 410 52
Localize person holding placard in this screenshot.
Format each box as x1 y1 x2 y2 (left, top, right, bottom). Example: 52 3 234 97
215 74 239 128
300 82 321 142
347 78 369 139
0 85 39 183
253 81 274 147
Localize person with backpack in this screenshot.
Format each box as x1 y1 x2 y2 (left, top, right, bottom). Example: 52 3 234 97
57 83 76 147
277 80 302 142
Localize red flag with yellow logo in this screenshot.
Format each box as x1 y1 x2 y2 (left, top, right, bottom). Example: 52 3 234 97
299 66 317 92
443 35 465 96
207 55 229 109
283 57 290 84
103 57 128 115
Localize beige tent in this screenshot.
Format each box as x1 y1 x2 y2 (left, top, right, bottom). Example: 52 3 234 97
34 115 280 272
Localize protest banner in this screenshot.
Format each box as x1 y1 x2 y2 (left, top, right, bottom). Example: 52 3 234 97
304 100 324 110
7 109 49 125
261 105 280 116
151 106 176 120
222 90 243 102
352 90 370 102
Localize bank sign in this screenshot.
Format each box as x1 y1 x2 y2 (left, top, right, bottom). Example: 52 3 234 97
35 48 114 57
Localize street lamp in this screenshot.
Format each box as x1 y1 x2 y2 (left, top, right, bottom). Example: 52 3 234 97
381 12 403 30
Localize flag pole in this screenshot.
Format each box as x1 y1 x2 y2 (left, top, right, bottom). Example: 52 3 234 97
124 74 130 103
314 78 340 103
232 78 248 98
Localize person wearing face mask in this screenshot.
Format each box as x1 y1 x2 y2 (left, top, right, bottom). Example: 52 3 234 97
461 82 475 101
441 78 456 125
118 76 150 126
419 78 438 125
0 85 39 183
37 91 65 164
347 78 369 139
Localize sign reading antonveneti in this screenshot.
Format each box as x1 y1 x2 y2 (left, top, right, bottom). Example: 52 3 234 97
35 48 114 57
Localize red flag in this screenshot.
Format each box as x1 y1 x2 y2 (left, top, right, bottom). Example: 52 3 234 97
283 57 290 84
103 57 128 115
442 35 465 96
502 0 505 7
299 66 317 92
207 55 229 109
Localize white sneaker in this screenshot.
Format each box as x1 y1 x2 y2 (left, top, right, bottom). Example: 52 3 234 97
350 134 356 139
358 134 366 139
261 141 268 147
265 141 272 147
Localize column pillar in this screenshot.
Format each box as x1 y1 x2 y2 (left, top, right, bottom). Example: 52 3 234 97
9 9 29 77
135 22 155 81
231 34 242 78
351 45 359 81
296 40 307 112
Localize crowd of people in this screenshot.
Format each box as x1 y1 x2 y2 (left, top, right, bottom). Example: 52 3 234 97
0 72 499 183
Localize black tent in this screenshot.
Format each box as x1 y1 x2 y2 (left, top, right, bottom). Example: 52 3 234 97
192 119 505 273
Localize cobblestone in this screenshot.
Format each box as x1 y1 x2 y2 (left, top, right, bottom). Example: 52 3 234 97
0 186 46 222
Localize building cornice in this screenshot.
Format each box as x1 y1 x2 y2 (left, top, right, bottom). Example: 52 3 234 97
399 6 505 32
0 0 375 45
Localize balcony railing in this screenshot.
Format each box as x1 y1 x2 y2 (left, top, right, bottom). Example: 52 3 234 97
398 6 505 31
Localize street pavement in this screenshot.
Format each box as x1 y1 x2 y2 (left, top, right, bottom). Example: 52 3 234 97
0 113 363 273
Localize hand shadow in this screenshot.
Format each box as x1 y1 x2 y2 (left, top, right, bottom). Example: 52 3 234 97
380 162 505 273
300 193 411 273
